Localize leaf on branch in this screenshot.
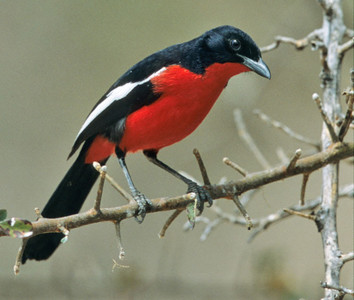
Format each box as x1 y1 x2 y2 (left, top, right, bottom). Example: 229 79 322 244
0 218 33 238
186 202 197 228
0 209 7 221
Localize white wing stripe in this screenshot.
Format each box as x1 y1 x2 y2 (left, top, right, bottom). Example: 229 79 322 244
75 67 166 139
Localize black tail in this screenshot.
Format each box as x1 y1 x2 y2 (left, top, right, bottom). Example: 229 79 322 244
22 138 108 264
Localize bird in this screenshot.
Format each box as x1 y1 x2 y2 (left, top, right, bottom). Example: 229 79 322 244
22 25 270 263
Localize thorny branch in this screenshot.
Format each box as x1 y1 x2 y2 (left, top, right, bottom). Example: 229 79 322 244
192 184 353 243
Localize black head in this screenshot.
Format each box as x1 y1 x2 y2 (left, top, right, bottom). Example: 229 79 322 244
200 25 271 79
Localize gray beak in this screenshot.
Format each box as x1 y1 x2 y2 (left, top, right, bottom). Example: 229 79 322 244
239 55 271 79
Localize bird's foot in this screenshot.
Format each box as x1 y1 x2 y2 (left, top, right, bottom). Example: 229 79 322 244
187 182 213 215
132 191 153 223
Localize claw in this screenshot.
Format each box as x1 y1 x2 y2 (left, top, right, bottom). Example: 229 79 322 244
187 182 213 214
132 191 152 223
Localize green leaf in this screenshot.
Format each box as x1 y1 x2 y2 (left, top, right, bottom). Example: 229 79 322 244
0 218 33 238
0 209 7 221
186 202 196 229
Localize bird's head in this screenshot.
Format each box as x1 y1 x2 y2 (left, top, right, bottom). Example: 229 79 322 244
201 25 271 79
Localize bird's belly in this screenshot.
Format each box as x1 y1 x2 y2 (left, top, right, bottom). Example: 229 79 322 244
118 63 247 153
119 92 220 152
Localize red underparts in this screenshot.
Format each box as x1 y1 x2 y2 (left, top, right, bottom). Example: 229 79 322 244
85 62 250 163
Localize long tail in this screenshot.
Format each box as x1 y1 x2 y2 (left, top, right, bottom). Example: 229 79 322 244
22 137 109 264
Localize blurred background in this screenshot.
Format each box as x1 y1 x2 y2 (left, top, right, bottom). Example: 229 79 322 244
0 1 353 299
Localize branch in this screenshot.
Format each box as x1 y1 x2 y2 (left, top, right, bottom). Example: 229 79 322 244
233 109 271 169
248 183 353 242
312 93 339 143
340 252 354 264
261 29 323 53
337 37 354 56
253 109 320 149
2 142 352 239
320 282 354 297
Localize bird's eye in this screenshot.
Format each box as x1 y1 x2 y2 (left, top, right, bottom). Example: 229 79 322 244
230 39 241 51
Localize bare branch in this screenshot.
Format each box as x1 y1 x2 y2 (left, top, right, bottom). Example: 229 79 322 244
261 29 323 53
320 281 354 296
232 194 252 229
13 239 28 275
223 157 248 177
248 183 353 242
248 196 321 242
339 70 354 140
233 109 271 169
300 173 311 205
283 208 316 221
253 109 320 149
312 93 339 142
338 37 354 56
114 221 125 260
159 209 183 238
94 165 107 212
193 148 211 186
340 252 354 264
93 162 132 203
2 143 352 239
286 149 302 171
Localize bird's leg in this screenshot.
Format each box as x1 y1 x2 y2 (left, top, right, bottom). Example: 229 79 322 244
143 150 213 214
116 148 152 223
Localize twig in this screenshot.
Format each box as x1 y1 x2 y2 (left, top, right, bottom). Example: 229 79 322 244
340 252 354 264
114 221 125 260
93 162 132 203
312 93 339 142
286 149 302 171
232 194 252 229
233 109 271 169
112 259 130 271
320 281 354 296
159 209 183 238
13 239 28 275
337 37 354 56
199 217 223 241
94 165 107 212
253 109 320 149
283 208 316 221
223 157 248 177
261 29 323 53
193 148 211 186
338 70 354 141
247 183 353 242
34 207 42 219
300 173 310 205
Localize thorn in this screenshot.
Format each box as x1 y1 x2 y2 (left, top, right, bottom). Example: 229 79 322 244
300 173 310 205
283 208 316 221
114 222 125 260
193 148 211 186
34 207 42 219
159 209 183 238
286 149 302 171
312 93 339 142
223 157 248 177
232 194 253 229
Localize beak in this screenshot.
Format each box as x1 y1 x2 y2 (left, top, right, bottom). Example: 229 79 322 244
239 55 271 79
